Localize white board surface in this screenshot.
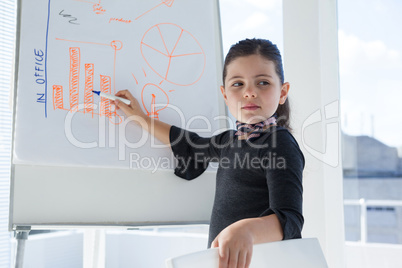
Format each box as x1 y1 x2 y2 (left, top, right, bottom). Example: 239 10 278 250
10 0 223 229
13 0 224 169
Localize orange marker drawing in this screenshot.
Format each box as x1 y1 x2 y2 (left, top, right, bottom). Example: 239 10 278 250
74 0 106 14
100 75 111 118
53 85 64 110
93 3 106 14
54 39 124 124
109 17 132 24
110 40 123 93
140 23 206 86
135 0 175 20
84 63 94 115
57 38 122 93
141 83 169 120
141 42 169 57
131 73 138 85
69 47 80 112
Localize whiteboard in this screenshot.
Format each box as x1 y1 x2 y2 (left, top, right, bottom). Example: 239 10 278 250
13 0 224 169
10 0 224 229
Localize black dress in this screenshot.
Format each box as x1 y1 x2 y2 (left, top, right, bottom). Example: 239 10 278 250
169 125 305 246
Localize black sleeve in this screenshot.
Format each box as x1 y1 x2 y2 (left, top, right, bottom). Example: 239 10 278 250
169 125 224 180
260 130 305 240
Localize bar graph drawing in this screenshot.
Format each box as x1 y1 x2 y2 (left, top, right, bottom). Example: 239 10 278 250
51 39 123 124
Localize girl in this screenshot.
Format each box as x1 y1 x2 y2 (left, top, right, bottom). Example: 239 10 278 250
115 38 304 268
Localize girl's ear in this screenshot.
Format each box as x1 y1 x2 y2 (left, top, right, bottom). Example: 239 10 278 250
279 82 290 104
220 85 228 103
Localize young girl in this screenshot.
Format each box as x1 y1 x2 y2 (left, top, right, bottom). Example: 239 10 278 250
115 38 304 268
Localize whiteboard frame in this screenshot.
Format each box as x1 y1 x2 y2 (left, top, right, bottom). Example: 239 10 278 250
9 0 225 231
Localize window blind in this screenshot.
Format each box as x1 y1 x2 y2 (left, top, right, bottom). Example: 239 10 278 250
0 0 16 266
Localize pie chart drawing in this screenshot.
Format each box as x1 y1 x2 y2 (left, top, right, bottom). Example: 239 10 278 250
140 23 206 86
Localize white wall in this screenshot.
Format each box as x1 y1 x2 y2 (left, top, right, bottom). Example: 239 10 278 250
345 242 402 268
106 230 208 268
283 0 345 266
20 229 209 268
20 231 83 268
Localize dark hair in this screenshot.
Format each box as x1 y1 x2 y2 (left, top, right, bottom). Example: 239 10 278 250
222 38 291 130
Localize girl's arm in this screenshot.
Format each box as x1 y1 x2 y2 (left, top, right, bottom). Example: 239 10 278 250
211 214 283 268
114 89 171 146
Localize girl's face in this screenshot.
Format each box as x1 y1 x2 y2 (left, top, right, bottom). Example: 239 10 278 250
221 54 289 124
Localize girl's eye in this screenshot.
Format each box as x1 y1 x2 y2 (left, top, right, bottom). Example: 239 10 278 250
232 82 243 87
258 81 269 86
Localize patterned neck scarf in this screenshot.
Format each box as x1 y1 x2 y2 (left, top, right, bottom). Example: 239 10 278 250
235 114 277 140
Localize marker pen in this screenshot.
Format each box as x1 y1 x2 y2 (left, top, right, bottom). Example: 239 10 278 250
92 91 131 105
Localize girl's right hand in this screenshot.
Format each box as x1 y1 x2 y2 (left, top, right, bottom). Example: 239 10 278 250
114 89 146 119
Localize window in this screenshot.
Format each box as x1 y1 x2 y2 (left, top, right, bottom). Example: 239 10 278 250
339 0 402 267
219 0 283 55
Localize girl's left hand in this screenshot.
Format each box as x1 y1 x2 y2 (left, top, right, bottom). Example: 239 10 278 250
211 219 254 268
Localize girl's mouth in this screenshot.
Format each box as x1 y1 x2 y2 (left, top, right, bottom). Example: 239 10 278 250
242 103 260 110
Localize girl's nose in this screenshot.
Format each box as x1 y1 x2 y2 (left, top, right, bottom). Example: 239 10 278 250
243 86 257 98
